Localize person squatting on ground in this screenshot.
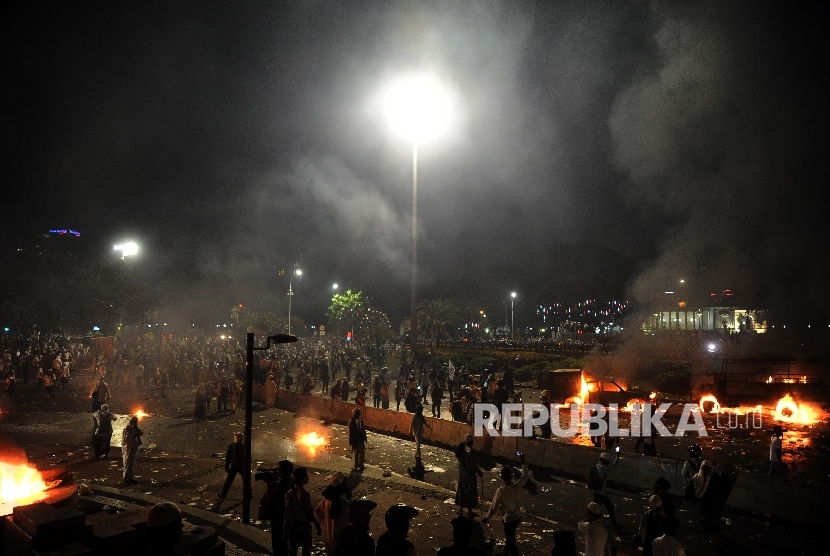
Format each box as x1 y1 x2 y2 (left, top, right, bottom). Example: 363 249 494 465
376 503 419 556
313 471 351 556
217 432 244 500
482 452 530 556
144 502 187 556
283 466 321 556
91 403 117 459
121 415 144 485
348 408 367 471
453 434 484 518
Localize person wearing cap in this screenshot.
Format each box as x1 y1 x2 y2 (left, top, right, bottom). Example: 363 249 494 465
376 504 418 556
651 516 685 556
453 433 483 518
768 425 786 477
636 494 665 556
349 408 367 471
314 471 351 555
592 451 622 529
91 402 117 459
436 516 485 556
409 404 432 462
217 432 245 500
331 499 377 556
265 460 295 556
144 501 186 555
121 415 144 485
482 452 530 556
578 501 615 556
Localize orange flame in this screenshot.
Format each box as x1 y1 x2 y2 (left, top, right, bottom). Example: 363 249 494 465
0 461 47 505
297 431 327 456
766 376 773 384
699 395 721 414
580 373 589 404
134 409 148 419
649 392 657 400
773 394 819 425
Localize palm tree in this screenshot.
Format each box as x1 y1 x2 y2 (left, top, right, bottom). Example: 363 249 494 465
418 299 462 349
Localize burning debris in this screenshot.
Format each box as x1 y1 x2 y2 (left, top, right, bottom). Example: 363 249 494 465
698 394 825 425
0 461 48 506
296 431 327 457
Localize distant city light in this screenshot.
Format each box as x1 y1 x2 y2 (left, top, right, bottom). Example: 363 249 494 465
49 229 81 237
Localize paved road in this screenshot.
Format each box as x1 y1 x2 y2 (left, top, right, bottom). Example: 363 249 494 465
0 374 824 555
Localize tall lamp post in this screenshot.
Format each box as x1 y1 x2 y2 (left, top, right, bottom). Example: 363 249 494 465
384 73 451 361
243 332 297 524
286 267 302 334
511 292 517 339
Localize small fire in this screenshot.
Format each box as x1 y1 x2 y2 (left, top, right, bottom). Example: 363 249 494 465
0 461 47 505
800 376 808 384
649 392 657 399
134 409 148 419
619 398 646 413
580 374 589 404
699 394 721 414
297 431 327 456
773 394 819 425
766 376 773 384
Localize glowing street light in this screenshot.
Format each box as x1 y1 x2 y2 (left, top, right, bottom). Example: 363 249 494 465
114 241 138 260
383 73 452 357
511 292 517 339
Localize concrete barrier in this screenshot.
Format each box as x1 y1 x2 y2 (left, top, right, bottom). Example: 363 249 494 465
611 453 642 490
540 440 575 475
516 437 546 468
637 457 678 495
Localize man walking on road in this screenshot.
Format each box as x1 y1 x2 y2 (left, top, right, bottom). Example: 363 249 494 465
349 408 367 471
409 404 432 461
218 432 244 500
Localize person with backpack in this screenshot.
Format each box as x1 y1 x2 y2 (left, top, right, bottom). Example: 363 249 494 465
588 451 623 530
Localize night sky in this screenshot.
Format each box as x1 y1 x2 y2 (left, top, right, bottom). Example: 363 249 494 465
6 1 829 329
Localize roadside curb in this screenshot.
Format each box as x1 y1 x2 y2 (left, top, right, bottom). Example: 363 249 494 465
88 485 273 553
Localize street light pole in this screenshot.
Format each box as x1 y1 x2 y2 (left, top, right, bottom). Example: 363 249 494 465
511 292 517 339
243 332 297 524
287 279 294 335
410 141 418 359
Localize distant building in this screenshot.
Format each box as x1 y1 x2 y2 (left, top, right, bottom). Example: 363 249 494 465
642 289 767 334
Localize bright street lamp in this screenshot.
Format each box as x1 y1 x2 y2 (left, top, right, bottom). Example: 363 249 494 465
383 73 451 358
114 241 138 260
511 292 517 339
287 268 302 335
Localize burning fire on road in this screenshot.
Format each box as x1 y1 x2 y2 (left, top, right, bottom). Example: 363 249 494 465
296 431 327 457
0 461 49 506
698 394 824 425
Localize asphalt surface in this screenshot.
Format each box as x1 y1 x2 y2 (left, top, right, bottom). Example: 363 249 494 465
0 373 826 555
